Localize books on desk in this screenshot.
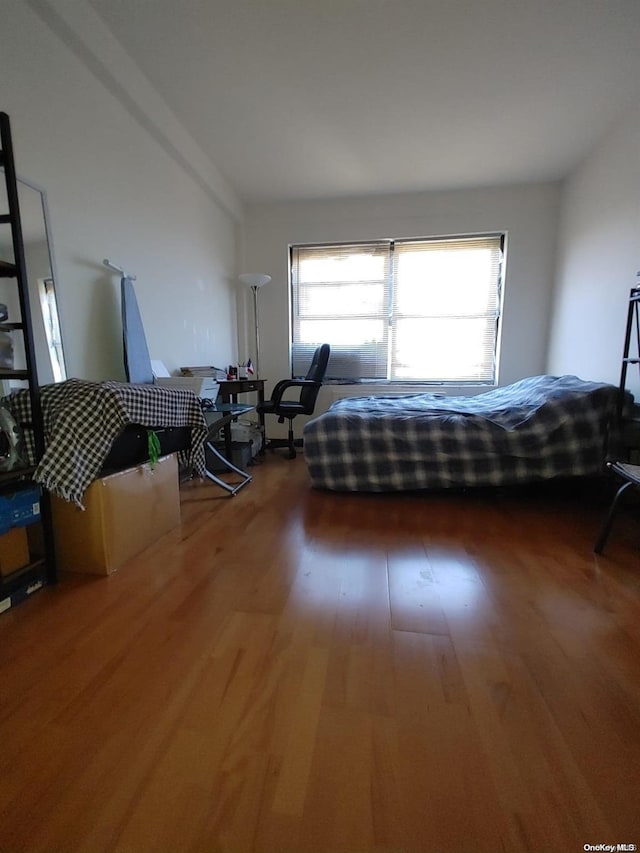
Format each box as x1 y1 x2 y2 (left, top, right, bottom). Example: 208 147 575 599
151 361 219 399
180 365 227 382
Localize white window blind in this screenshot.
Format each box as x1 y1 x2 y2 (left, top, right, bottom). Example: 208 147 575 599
392 236 502 382
291 242 391 379
291 234 503 383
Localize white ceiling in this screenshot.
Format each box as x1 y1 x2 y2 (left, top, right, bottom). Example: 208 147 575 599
88 0 640 205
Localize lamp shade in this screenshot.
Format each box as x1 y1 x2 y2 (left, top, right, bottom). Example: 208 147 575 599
238 273 271 288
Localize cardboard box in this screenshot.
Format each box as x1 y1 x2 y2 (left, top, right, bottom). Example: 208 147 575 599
0 526 30 576
51 454 180 576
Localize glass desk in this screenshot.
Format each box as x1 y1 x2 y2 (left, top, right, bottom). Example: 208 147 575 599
202 402 255 495
217 379 265 451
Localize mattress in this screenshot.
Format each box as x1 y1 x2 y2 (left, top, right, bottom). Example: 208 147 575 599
302 374 621 492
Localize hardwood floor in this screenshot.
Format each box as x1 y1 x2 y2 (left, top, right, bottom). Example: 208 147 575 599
1 455 640 853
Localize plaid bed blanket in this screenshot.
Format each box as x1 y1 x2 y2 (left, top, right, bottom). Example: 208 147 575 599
2 379 208 504
303 374 621 492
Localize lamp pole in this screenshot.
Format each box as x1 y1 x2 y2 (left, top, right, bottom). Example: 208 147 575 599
251 284 260 378
238 273 271 378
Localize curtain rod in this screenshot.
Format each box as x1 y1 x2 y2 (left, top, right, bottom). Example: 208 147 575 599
103 258 136 280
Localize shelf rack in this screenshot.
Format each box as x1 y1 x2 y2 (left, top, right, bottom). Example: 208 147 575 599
0 111 56 612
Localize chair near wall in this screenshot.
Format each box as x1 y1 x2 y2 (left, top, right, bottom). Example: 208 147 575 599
594 461 640 553
257 343 330 459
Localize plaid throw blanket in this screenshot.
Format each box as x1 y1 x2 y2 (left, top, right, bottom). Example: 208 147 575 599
303 374 621 492
2 379 208 505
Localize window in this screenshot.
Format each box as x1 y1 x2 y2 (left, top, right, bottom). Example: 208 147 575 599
38 277 65 383
290 234 504 384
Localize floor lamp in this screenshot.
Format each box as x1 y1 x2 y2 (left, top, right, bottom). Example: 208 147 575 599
238 273 271 378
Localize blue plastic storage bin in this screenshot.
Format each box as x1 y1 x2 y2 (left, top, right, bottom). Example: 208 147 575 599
0 486 41 534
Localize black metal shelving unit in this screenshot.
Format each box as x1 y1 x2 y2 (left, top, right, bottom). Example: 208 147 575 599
617 284 640 415
594 278 640 553
0 111 56 613
611 280 640 459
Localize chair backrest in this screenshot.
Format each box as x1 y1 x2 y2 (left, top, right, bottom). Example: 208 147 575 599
300 343 330 412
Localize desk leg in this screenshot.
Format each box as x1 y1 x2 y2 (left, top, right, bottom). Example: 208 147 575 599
218 390 234 457
225 393 239 456
204 441 252 496
257 387 266 452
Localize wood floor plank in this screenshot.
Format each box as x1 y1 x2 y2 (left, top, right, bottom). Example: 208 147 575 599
387 541 450 636
1 458 640 852
391 629 518 853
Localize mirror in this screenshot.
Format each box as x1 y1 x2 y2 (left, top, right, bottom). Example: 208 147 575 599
0 171 67 386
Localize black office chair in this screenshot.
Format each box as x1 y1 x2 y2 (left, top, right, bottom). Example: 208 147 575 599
257 343 330 459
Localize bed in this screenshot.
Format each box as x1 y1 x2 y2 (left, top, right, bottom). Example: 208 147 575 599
303 374 622 492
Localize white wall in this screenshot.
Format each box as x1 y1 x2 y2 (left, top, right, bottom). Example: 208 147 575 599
547 98 640 397
1 0 241 383
241 183 561 422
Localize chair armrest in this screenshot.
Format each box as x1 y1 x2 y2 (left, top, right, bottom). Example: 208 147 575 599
271 379 318 405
